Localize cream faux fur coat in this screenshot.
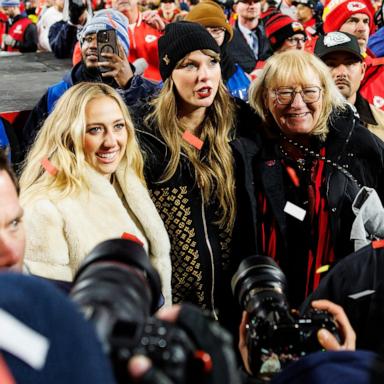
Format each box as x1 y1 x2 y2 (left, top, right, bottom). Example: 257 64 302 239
23 166 172 306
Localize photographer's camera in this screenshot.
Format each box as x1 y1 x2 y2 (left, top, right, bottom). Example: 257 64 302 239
232 255 340 380
70 239 208 384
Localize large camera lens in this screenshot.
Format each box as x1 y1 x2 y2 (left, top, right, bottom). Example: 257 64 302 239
70 239 198 384
232 255 340 378
70 239 162 360
231 255 287 313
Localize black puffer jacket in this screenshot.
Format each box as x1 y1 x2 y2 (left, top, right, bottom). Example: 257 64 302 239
232 105 384 307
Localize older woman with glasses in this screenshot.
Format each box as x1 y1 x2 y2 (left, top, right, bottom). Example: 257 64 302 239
232 50 384 307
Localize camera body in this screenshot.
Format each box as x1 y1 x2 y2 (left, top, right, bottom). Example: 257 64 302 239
71 239 207 384
97 29 118 73
232 255 340 378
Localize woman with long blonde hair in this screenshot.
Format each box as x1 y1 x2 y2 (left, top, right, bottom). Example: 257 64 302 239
132 22 254 329
20 82 172 305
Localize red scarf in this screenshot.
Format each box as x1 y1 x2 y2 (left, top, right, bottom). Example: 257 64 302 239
259 148 335 298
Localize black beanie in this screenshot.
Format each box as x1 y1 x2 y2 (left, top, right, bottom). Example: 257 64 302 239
158 21 220 81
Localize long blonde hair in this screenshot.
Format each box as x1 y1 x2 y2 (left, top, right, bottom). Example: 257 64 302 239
20 82 144 204
146 50 236 229
249 50 347 141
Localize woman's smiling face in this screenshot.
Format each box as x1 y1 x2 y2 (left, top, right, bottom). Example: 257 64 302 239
266 70 323 138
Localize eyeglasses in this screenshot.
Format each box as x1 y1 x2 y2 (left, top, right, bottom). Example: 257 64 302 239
206 27 226 37
286 36 307 45
272 86 322 104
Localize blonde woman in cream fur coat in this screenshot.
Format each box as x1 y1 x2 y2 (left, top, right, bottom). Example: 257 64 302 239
19 82 172 306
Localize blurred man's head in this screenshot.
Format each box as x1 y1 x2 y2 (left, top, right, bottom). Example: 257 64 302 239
112 0 138 18
292 0 315 23
322 0 375 51
234 0 262 24
315 32 366 104
79 9 130 69
159 0 177 15
55 0 65 12
0 0 20 17
185 0 233 47
0 151 25 271
339 13 370 51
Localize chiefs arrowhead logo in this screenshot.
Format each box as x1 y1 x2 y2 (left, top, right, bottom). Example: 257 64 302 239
145 34 157 44
14 25 23 35
324 32 351 47
347 1 366 11
373 96 384 109
292 22 304 32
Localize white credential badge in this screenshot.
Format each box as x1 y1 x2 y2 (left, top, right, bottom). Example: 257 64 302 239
284 201 306 221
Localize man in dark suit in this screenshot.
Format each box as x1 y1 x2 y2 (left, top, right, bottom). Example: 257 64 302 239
228 0 272 75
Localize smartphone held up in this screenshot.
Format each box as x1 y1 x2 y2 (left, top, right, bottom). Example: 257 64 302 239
97 29 118 73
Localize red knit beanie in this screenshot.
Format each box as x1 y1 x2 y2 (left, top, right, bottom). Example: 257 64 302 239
264 12 306 51
322 0 375 35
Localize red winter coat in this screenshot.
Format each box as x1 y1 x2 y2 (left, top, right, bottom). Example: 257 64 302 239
5 16 32 52
360 52 384 111
128 13 162 82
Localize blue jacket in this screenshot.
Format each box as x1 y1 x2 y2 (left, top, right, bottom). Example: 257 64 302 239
0 118 10 161
226 64 251 102
368 27 384 58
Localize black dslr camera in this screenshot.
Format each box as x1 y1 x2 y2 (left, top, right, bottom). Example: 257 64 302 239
231 255 340 379
70 239 207 384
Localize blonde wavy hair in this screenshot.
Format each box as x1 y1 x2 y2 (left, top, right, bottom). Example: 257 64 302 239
20 82 144 204
146 50 236 229
249 50 347 141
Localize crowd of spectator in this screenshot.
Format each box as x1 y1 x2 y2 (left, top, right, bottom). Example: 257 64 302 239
1 0 384 381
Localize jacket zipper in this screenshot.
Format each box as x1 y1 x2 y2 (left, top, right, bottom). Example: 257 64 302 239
200 190 218 320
